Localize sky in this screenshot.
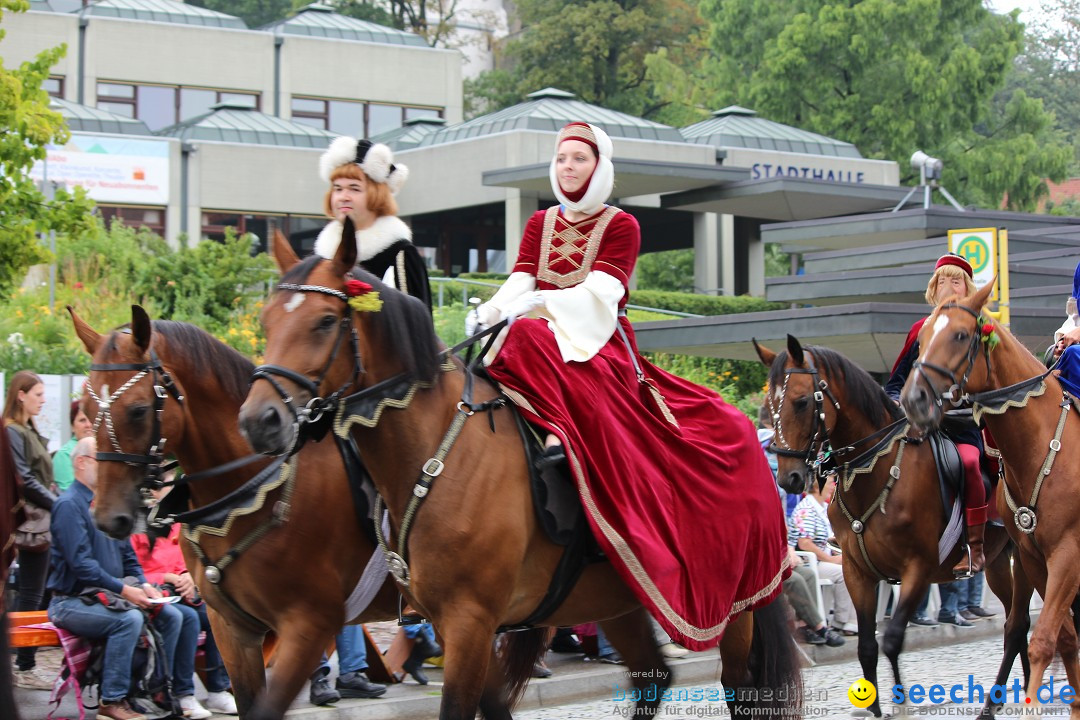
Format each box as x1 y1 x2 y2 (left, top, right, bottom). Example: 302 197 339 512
988 0 1044 23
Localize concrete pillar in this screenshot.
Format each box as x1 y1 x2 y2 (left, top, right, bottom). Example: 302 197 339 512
745 222 765 297
504 189 538 267
720 213 736 296
693 212 720 295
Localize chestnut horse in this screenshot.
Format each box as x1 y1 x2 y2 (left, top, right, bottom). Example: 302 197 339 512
237 231 802 720
757 335 1029 718
901 281 1080 713
68 306 399 720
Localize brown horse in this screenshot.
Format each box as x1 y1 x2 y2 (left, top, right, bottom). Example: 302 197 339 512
237 231 802 720
757 335 1029 718
901 282 1080 713
68 307 399 720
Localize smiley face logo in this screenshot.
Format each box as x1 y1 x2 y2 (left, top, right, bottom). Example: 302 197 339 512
848 678 876 708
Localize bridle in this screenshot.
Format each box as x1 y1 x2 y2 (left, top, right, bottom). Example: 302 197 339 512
87 339 184 490
910 303 989 409
250 280 364 444
768 352 841 487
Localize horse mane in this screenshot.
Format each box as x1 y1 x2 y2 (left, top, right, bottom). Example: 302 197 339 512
281 258 441 383
768 346 902 427
150 321 255 403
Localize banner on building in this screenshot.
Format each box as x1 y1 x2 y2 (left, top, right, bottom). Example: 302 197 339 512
30 135 170 205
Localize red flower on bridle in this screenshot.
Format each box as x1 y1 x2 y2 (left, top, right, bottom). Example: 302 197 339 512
344 278 373 297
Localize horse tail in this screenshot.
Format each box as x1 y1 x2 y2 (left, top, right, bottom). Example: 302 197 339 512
0 606 20 720
748 596 803 712
497 627 549 709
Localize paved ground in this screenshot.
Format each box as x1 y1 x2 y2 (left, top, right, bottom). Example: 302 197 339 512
17 591 1060 719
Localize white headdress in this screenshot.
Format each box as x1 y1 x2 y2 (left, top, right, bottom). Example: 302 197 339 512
319 136 409 194
548 122 614 216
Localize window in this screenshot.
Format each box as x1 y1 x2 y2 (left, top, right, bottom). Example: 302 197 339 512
44 76 64 99
97 82 260 131
291 96 442 137
98 205 166 236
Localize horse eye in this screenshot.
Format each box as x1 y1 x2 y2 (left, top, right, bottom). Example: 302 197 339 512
317 314 337 331
793 397 809 412
127 405 149 422
954 331 969 342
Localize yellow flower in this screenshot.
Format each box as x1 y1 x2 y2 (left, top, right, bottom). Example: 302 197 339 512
227 328 238 337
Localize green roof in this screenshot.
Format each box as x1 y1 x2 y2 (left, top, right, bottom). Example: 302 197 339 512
421 88 685 146
370 117 446 150
51 97 154 136
261 4 427 47
76 0 246 29
155 103 335 147
681 106 862 158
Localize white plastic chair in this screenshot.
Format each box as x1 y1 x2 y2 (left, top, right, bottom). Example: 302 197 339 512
794 550 834 623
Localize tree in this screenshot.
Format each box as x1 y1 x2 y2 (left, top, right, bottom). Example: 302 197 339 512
655 0 1071 210
0 0 95 294
466 0 702 120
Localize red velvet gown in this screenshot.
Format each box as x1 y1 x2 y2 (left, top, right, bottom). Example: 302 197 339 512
485 206 789 650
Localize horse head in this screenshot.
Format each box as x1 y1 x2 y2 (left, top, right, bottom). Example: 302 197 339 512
900 280 996 433
240 222 440 456
69 305 188 538
756 335 834 494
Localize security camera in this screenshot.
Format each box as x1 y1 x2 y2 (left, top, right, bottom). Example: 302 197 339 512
910 150 943 181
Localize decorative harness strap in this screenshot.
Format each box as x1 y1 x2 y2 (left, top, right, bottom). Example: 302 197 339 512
999 391 1072 537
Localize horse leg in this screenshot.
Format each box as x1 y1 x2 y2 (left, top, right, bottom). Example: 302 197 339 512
844 565 885 717
439 616 503 720
481 627 550 719
1054 596 1080 717
248 620 336 720
599 608 670 718
1024 550 1080 705
718 610 755 718
980 547 1032 718
206 606 268 719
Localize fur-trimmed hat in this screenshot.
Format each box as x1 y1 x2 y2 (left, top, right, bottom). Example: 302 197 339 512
319 136 409 194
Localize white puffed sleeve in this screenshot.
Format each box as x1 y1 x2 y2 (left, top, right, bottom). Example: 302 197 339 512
536 271 625 362
475 272 536 327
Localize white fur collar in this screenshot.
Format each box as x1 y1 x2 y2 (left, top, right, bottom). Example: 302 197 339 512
314 215 412 262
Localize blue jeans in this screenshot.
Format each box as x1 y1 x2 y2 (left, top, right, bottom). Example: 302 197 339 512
597 626 614 657
403 622 435 646
318 624 368 675
171 602 203 697
937 582 961 619
192 603 230 692
49 595 182 703
961 571 984 609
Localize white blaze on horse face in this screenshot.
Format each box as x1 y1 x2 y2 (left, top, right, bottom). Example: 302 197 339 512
773 386 783 403
284 293 305 313
922 314 951 359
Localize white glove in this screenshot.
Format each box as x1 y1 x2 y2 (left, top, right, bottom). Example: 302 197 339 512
464 308 485 338
499 291 545 325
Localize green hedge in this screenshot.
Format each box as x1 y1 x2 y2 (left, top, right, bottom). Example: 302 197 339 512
628 290 783 316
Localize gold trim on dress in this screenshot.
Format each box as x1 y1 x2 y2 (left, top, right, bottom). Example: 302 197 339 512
537 206 620 289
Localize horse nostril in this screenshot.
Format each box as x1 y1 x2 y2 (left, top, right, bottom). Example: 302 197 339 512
112 514 134 538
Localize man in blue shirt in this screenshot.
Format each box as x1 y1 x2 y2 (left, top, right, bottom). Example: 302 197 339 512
46 437 185 720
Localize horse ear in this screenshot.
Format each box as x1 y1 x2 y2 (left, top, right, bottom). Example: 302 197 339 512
753 338 777 367
131 305 152 354
967 276 995 311
272 229 299 273
332 216 359 277
786 334 805 366
68 306 103 355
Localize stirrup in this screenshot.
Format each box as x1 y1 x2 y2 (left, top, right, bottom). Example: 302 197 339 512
952 545 974 580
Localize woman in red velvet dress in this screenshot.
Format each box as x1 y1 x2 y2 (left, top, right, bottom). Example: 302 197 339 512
468 122 789 650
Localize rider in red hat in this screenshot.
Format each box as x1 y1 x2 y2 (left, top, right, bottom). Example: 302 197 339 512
885 253 987 578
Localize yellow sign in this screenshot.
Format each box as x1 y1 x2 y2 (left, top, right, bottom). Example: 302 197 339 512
848 678 877 709
948 227 998 302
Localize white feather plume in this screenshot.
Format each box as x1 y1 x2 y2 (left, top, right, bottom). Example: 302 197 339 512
319 136 359 182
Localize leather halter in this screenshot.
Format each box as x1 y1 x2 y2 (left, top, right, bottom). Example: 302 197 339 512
250 281 363 446
768 353 841 487
909 303 990 409
88 342 184 489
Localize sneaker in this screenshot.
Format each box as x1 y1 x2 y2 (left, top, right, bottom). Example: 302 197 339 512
336 671 387 699
598 652 624 665
821 627 847 647
909 614 939 627
965 606 996 618
938 613 974 628
97 700 148 720
14 667 54 690
205 691 238 715
959 608 979 621
550 633 585 654
309 676 340 706
178 696 212 720
532 661 553 678
801 627 826 645
659 642 689 658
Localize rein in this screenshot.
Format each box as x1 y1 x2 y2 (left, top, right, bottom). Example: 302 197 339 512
910 303 989 409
